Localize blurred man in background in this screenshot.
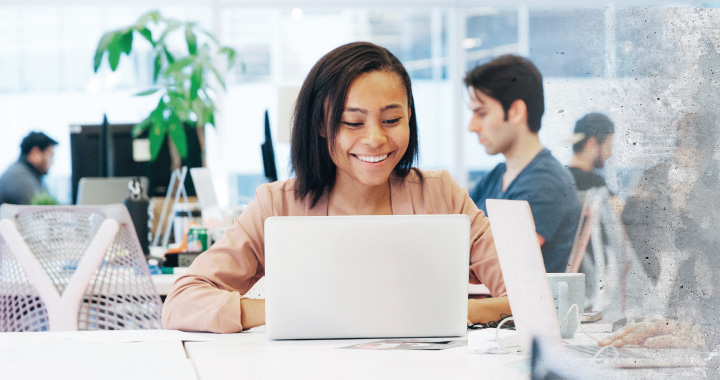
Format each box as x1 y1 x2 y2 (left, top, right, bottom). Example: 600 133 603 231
465 55 580 274
0 131 58 205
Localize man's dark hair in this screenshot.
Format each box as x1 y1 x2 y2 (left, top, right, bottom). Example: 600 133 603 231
572 113 615 153
20 132 58 156
464 55 545 133
290 41 419 208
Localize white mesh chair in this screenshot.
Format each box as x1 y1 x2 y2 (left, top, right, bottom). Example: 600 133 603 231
0 204 163 331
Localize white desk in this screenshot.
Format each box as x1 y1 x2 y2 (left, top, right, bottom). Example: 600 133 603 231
0 329 710 380
185 330 528 380
0 329 527 380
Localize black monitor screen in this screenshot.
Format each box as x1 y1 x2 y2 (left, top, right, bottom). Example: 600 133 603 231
70 123 199 203
261 110 278 182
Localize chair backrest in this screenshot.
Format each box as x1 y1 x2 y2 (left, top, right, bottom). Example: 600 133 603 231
0 204 163 331
566 188 604 273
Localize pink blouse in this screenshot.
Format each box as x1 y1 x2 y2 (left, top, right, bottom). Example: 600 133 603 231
162 169 506 332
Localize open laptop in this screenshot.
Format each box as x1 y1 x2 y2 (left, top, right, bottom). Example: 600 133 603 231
486 199 707 369
189 168 224 227
264 215 470 340
76 177 148 205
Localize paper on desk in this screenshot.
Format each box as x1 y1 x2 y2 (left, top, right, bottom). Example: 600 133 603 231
341 338 467 350
0 329 219 346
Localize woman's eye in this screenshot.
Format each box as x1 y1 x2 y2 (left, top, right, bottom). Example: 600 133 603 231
342 121 363 127
383 118 401 125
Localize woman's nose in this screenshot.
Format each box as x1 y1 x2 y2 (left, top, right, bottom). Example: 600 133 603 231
362 123 387 146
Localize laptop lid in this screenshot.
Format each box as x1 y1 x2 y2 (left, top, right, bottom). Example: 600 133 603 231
485 199 562 350
264 215 470 340
189 168 224 227
76 177 148 205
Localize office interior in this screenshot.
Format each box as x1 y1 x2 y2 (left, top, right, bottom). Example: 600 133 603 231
5 1 717 205
1 1 719 377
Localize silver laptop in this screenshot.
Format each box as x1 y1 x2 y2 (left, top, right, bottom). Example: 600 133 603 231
76 177 148 205
264 215 470 340
486 199 706 369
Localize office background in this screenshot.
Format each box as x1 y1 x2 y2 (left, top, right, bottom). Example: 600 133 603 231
0 1 717 207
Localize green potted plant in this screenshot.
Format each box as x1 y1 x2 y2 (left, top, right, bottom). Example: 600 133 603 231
93 10 239 168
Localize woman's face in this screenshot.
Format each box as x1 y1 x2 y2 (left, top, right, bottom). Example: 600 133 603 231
328 70 411 189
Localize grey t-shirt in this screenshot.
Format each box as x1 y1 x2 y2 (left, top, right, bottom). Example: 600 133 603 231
0 158 45 205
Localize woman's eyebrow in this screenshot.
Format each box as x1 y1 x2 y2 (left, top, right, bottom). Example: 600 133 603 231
343 107 368 114
343 104 403 114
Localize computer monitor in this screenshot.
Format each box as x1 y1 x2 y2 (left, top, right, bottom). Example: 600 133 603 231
261 109 278 182
69 121 201 203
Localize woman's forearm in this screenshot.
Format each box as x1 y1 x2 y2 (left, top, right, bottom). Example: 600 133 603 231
240 298 266 330
468 296 512 324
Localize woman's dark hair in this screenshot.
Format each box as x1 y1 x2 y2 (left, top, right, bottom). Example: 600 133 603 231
290 41 419 207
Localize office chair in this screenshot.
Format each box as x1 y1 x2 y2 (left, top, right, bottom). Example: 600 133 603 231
0 204 163 331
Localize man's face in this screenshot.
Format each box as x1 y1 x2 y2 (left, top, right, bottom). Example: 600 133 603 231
593 134 614 169
34 145 55 175
467 87 518 156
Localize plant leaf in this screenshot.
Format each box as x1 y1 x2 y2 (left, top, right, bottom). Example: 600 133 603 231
168 115 188 160
153 54 162 82
149 122 167 162
219 46 237 68
134 10 160 29
190 63 203 100
200 27 220 45
119 29 134 55
135 88 161 96
93 31 114 72
207 63 226 90
158 22 181 44
133 116 153 137
192 99 206 126
166 56 194 74
185 25 197 55
168 91 190 120
107 32 123 71
138 27 154 46
208 112 215 128
164 46 175 64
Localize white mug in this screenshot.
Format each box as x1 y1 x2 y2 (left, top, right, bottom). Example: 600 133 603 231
547 273 585 339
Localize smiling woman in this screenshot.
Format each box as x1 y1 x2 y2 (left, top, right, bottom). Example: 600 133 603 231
332 71 410 189
161 41 511 333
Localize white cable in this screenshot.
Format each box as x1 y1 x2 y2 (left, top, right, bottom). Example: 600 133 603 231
559 303 620 360
488 316 521 354
592 344 620 361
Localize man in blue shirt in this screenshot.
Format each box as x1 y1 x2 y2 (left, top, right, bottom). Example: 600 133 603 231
0 132 57 205
465 55 580 274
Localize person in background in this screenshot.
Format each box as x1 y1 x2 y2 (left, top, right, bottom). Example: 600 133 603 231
567 112 624 214
621 111 720 327
162 42 510 333
466 55 580 274
0 131 58 205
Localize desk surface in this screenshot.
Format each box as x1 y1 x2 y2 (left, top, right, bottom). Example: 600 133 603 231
0 329 710 380
186 330 527 380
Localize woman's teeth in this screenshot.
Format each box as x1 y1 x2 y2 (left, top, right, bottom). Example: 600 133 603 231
356 154 389 163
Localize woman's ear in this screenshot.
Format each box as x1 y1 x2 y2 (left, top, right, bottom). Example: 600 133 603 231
318 124 327 138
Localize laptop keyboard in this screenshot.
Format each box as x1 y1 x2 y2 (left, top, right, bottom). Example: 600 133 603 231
565 344 649 359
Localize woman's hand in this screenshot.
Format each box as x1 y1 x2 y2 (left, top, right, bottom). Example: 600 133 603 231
240 298 266 330
598 318 706 349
